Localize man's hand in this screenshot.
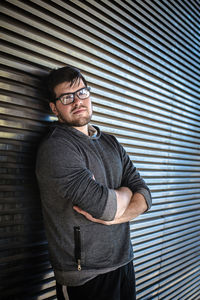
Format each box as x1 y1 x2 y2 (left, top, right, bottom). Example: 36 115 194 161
73 192 148 225
73 206 112 225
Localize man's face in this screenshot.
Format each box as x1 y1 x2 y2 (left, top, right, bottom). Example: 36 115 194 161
50 79 92 128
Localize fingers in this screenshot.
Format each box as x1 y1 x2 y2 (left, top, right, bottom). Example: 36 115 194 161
73 206 111 225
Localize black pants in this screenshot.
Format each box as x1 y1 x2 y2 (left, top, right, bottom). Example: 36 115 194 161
56 261 136 300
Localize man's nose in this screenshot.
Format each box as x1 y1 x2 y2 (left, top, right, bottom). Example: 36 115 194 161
73 95 83 106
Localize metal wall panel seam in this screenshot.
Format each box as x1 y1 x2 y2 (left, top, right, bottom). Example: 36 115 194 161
117 137 200 155
1 52 200 120
137 259 200 295
144 0 199 40
0 0 199 298
74 0 199 69
123 0 199 50
168 0 200 24
125 147 200 161
158 270 200 299
161 0 200 32
66 0 200 75
131 216 200 238
133 225 200 250
117 0 200 56
2 33 199 106
90 86 200 119
93 106 200 140
136 251 199 278
96 0 199 62
134 236 200 265
138 270 199 299
92 112 200 142
134 239 200 270
1 15 199 93
92 97 200 132
6 0 200 81
2 35 198 108
182 0 200 13
91 121 200 149
132 212 200 230
1 24 199 101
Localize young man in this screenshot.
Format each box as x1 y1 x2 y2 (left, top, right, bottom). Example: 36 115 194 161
36 65 152 300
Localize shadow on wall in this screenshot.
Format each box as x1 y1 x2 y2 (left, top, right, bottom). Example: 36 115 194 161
0 70 57 299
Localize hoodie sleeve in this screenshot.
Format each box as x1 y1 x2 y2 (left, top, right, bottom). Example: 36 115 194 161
36 137 117 220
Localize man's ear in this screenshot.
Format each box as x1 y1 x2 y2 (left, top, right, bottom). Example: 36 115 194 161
49 102 58 116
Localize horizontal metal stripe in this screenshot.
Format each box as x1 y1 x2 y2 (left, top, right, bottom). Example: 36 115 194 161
2 69 200 124
1 33 199 107
184 0 200 14
1 121 200 153
158 270 199 298
125 147 200 161
93 124 200 149
136 258 199 293
137 206 200 221
134 239 199 271
145 0 199 42
93 0 199 63
67 0 200 74
132 211 200 230
134 236 200 264
93 107 200 139
154 0 200 37
2 2 200 87
92 117 200 145
178 286 200 300
131 215 200 236
92 97 200 132
174 0 200 23
126 0 199 50
0 0 199 299
118 137 200 155
135 250 198 277
138 270 199 299
132 226 200 250
132 226 200 248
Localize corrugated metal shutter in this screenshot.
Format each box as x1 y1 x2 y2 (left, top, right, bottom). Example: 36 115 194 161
0 0 199 299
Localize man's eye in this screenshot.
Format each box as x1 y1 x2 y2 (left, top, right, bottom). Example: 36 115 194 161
63 95 73 101
79 89 86 95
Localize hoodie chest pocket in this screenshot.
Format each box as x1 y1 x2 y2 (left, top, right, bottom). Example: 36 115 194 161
81 223 113 268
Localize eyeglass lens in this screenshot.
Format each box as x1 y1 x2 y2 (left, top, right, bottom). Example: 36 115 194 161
59 87 90 105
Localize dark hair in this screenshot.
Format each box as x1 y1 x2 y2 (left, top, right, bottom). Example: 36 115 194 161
45 65 88 103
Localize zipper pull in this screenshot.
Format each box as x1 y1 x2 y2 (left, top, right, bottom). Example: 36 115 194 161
74 226 81 271
77 259 81 271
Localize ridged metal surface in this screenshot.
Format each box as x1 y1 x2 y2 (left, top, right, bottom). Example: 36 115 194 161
0 0 199 299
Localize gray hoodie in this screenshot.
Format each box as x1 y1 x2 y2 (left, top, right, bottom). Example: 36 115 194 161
36 122 151 286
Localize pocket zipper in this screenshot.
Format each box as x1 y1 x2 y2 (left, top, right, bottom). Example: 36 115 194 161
74 226 81 271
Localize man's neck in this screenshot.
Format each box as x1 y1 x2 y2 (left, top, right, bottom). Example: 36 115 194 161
73 124 89 136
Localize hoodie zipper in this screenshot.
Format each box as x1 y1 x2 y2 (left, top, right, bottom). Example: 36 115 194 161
74 226 81 271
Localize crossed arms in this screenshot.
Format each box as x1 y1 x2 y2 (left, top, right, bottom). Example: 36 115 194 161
36 135 152 225
74 186 148 225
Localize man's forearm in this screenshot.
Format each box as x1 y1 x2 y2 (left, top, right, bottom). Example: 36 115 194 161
108 192 148 224
114 187 133 219
73 192 148 225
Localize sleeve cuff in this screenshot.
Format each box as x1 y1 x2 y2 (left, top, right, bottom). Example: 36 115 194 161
99 189 117 221
136 188 152 211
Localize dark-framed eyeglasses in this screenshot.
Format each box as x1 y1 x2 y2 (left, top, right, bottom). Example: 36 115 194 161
54 87 91 105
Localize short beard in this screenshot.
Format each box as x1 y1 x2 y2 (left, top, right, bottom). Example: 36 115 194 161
58 113 92 127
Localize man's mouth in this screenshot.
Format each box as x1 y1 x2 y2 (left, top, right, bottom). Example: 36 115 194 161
72 107 87 114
